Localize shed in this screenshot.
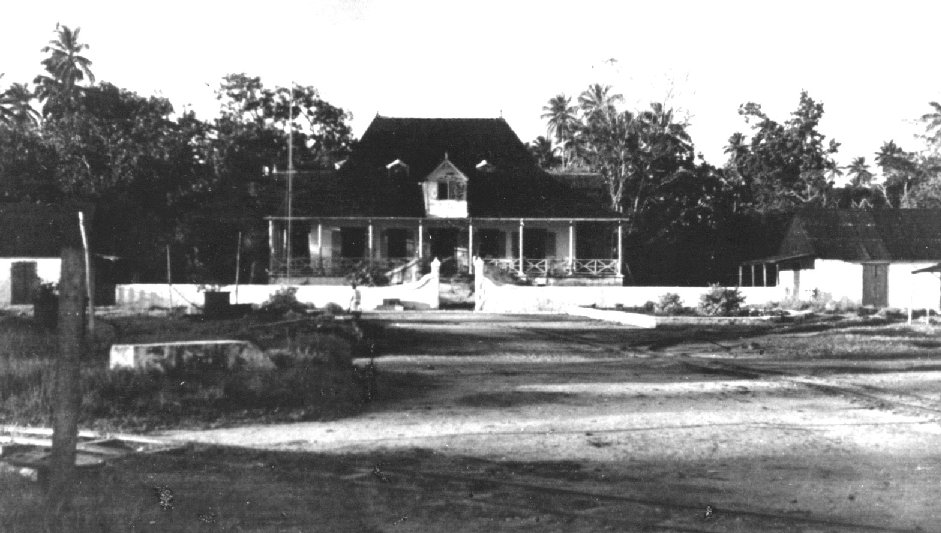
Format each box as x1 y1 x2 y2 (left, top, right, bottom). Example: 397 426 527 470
0 203 85 306
743 209 941 309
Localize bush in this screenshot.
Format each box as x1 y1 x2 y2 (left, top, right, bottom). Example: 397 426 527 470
698 284 746 316
346 261 390 287
260 287 309 316
655 293 684 315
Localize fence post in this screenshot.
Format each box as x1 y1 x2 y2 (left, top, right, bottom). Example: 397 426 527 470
47 247 85 511
430 257 441 310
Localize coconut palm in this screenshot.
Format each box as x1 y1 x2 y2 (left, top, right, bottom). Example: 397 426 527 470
0 82 40 128
528 136 560 169
845 157 874 188
34 24 95 114
921 102 941 145
578 83 622 126
541 94 578 167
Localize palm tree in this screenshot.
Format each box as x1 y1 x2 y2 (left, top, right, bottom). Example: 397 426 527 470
541 94 577 168
845 157 874 187
921 102 941 145
0 81 40 128
34 24 95 114
528 136 560 169
578 83 622 126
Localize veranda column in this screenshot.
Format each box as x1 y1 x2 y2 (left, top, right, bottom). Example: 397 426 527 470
763 264 768 287
568 221 575 273
417 220 424 259
518 219 525 276
317 223 323 271
751 264 756 287
617 221 624 276
738 265 743 286
367 221 374 261
268 219 275 274
468 220 474 274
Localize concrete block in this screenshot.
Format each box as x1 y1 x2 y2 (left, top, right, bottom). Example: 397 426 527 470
109 340 274 372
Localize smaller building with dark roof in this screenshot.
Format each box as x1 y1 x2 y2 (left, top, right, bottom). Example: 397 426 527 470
0 203 84 305
266 116 625 284
742 209 941 308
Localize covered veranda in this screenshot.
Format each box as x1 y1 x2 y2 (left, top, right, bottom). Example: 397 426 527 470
267 216 626 284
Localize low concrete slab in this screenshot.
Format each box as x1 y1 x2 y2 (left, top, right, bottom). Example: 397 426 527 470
564 305 657 328
109 340 274 372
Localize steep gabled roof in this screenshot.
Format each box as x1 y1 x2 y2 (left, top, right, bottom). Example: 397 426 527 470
776 209 941 261
294 116 617 218
0 202 86 257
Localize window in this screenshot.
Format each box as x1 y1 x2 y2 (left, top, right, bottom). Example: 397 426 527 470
436 180 466 200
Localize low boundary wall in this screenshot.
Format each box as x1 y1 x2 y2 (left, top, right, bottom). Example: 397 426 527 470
115 272 439 312
473 259 785 314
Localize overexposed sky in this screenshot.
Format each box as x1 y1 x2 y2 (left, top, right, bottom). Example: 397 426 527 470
2 0 940 168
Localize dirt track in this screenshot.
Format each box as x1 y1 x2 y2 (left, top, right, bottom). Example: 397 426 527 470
168 312 941 532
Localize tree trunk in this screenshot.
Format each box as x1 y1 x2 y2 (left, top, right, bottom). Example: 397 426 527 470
46 247 85 512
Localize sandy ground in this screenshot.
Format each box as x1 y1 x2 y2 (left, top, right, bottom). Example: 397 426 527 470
167 312 941 532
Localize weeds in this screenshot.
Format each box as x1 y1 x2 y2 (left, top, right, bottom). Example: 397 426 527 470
0 314 370 431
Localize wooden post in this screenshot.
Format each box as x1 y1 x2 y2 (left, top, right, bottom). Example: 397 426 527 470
617 221 623 276
317 222 323 271
367 221 374 261
468 220 474 274
568 221 575 273
518 219 525 276
77 212 93 334
751 264 756 287
47 247 85 508
268 220 275 275
738 265 743 287
762 264 768 287
234 231 242 304
166 245 173 310
417 220 424 259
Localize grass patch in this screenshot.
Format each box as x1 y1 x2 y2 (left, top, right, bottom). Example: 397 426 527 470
0 313 376 431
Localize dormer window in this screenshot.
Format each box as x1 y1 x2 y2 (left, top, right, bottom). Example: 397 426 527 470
475 159 496 172
437 180 466 200
422 155 469 218
385 159 408 171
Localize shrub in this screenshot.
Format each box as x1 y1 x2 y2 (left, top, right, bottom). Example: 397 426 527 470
346 261 389 287
260 287 309 315
698 284 746 316
655 293 684 315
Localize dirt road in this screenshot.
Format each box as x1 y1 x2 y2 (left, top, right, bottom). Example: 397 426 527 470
169 312 941 532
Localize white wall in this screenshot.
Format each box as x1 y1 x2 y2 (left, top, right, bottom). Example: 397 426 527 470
890 263 940 311
115 272 440 312
475 280 786 313
0 258 61 306
779 260 941 310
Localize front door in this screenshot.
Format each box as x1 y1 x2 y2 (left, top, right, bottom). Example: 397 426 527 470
11 261 39 305
862 263 888 308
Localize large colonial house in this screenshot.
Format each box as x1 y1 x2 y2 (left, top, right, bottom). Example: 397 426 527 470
266 116 625 285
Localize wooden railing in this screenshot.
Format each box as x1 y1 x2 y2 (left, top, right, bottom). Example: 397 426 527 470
481 258 620 278
270 257 414 278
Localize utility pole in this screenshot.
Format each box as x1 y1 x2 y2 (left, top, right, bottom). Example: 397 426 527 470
47 247 85 510
282 82 295 282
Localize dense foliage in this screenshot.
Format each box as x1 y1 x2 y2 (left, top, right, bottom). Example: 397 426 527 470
0 25 354 284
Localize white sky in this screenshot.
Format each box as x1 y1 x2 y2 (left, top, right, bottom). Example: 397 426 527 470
2 0 940 169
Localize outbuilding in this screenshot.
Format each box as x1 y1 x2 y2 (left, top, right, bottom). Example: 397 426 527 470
0 203 85 307
742 209 941 310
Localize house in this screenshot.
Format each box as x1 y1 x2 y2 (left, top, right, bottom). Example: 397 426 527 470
741 209 941 308
0 203 85 306
265 117 625 285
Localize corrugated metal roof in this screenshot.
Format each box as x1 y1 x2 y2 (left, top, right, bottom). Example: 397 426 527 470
776 209 941 261
288 116 616 219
